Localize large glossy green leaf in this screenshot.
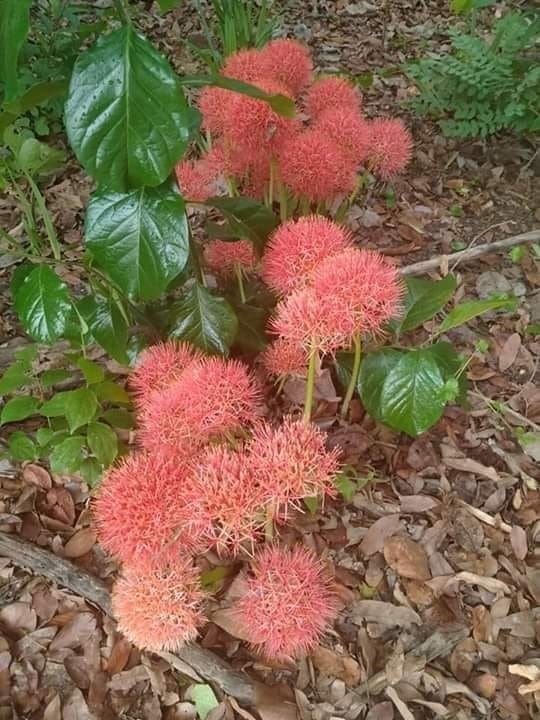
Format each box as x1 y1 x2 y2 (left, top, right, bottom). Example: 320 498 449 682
393 274 457 334
169 283 238 355
359 346 462 436
205 197 278 253
438 296 518 333
50 436 86 474
381 349 446 436
77 295 129 365
65 26 190 190
85 185 189 301
13 265 72 343
0 0 32 101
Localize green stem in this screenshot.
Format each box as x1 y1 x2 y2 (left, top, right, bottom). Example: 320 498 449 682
341 333 362 419
24 171 61 261
299 196 310 216
278 178 288 222
267 158 276 208
189 232 207 287
303 345 318 423
234 263 246 303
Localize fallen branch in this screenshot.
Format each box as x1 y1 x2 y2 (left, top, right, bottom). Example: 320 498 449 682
0 532 258 706
400 229 540 276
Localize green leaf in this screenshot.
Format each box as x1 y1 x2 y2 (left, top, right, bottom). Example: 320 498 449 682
359 348 447 436
157 0 182 11
10 135 66 175
87 422 118 466
79 457 102 486
85 185 189 301
357 349 402 425
451 0 474 14
64 388 99 431
169 284 238 355
232 302 269 352
1 396 39 424
49 436 86 474
438 296 518 333
336 473 358 503
428 341 467 404
0 362 31 394
180 74 295 118
40 391 74 418
101 408 134 429
380 349 446 436
304 495 319 514
205 197 278 253
0 0 32 101
40 369 72 388
186 684 219 720
394 274 457 334
93 381 130 405
77 295 129 365
75 358 105 385
65 26 190 190
13 265 72 343
7 431 36 461
36 427 55 446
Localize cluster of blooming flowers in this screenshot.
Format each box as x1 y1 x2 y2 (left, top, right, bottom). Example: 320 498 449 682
258 216 403 386
175 38 413 209
94 341 340 660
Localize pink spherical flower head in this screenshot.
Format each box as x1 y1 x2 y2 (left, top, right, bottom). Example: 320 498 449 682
234 545 338 660
139 357 260 456
222 48 266 83
270 286 351 356
204 240 256 277
112 559 206 653
314 107 371 166
248 417 340 521
223 79 298 160
312 249 403 338
198 86 231 136
367 118 413 179
262 338 308 378
129 340 201 405
305 76 361 119
94 453 202 568
186 445 266 556
175 157 218 202
277 129 357 204
261 215 352 295
259 39 313 96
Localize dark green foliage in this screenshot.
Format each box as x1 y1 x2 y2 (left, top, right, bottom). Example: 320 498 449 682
407 12 540 137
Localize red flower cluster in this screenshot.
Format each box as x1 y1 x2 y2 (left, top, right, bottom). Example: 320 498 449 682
234 545 338 660
265 215 403 365
96 339 340 658
178 40 412 210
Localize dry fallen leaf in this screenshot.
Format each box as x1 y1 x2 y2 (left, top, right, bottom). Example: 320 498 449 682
383 536 431 581
366 702 394 720
49 612 97 652
0 601 37 634
399 495 439 513
63 528 97 559
23 463 52 490
210 608 251 642
510 525 528 561
360 515 402 557
499 333 521 372
350 600 422 627
311 645 361 686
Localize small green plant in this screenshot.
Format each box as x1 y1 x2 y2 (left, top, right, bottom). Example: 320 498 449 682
190 0 280 70
406 11 540 137
0 345 132 484
0 0 108 136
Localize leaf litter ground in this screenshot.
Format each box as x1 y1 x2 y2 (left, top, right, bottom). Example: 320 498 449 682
0 1 539 718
